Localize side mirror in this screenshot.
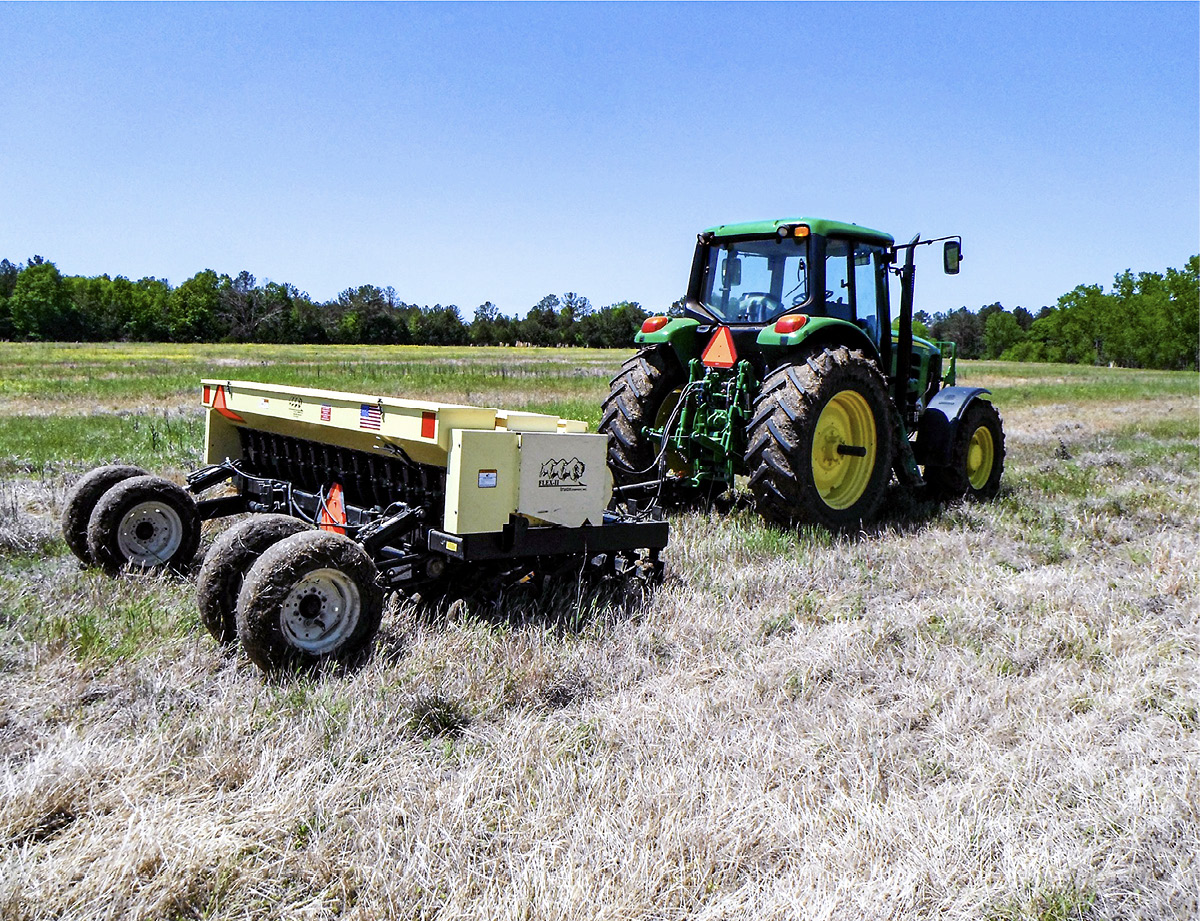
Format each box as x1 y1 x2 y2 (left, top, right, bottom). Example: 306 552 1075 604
943 240 962 275
723 256 742 287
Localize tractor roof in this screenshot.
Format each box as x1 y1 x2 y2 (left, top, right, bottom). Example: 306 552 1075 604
705 217 894 247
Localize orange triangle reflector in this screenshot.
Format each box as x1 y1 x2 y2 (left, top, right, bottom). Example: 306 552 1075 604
702 326 737 368
213 385 244 422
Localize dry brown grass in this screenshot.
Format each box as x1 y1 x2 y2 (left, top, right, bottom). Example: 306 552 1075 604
0 384 1196 919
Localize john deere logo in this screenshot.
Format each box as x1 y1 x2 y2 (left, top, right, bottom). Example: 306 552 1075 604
539 457 586 489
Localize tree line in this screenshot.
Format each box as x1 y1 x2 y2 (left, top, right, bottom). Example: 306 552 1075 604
0 255 1195 369
914 256 1197 371
0 258 649 349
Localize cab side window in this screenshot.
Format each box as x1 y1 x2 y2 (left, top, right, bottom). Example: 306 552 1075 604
824 239 852 321
853 244 884 343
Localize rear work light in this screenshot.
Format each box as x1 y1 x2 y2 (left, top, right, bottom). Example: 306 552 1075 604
774 314 808 334
641 316 670 333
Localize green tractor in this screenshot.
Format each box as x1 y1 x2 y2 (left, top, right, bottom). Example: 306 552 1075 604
600 217 1004 530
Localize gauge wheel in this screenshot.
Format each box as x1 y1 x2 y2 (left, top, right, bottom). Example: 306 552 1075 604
86 475 202 573
747 346 894 530
237 530 383 673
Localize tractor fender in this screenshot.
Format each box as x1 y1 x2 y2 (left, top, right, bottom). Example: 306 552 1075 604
914 386 991 467
635 317 700 369
756 315 880 362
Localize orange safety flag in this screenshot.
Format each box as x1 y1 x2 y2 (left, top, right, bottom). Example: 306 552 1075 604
701 326 737 369
318 482 347 535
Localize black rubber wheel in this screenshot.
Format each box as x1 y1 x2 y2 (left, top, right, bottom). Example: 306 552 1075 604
925 400 1005 500
598 345 687 486
61 464 149 565
747 346 894 530
87 475 202 573
197 514 312 644
236 530 383 673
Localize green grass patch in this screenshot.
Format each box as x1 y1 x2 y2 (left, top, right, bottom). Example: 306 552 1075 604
962 359 1198 409
0 411 205 475
986 882 1098 921
40 586 196 665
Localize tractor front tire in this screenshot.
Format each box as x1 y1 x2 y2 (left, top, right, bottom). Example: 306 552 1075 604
925 400 1005 501
237 530 383 673
747 347 894 530
197 514 312 644
62 464 150 565
599 345 687 486
86 475 202 573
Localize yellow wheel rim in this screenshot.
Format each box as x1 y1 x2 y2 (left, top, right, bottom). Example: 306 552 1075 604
655 388 689 475
966 425 995 490
810 390 877 510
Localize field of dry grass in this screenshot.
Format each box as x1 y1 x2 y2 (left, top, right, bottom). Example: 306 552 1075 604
0 344 1196 920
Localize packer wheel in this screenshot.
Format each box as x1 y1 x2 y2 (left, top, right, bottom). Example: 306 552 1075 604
86 475 201 572
197 514 312 644
61 464 149 565
237 530 383 673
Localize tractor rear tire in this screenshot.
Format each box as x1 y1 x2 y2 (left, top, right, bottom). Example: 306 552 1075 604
62 464 149 565
925 400 1005 501
197 514 312 644
747 346 893 530
599 345 687 485
86 475 202 573
237 530 383 673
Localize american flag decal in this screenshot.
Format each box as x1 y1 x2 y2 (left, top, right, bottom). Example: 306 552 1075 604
359 403 382 431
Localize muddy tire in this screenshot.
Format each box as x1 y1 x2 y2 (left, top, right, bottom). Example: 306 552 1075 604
197 514 312 644
925 400 1005 501
87 475 202 572
62 464 149 565
747 346 894 530
599 345 687 485
237 530 383 673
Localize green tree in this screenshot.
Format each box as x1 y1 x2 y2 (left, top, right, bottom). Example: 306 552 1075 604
983 310 1025 359
556 292 591 345
170 270 226 341
517 295 561 346
578 301 648 348
892 316 930 339
0 258 18 338
930 307 986 359
127 277 172 340
9 258 76 340
411 304 468 346
1163 256 1199 370
471 302 504 345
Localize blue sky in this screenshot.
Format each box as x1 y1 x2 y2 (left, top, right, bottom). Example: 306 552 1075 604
1 2 1196 319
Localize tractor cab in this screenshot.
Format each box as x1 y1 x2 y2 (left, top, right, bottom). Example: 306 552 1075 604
683 218 956 415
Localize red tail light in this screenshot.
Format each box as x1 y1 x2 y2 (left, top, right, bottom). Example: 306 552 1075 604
774 314 808 334
641 316 670 333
